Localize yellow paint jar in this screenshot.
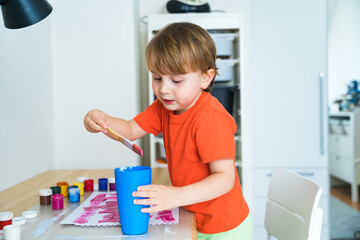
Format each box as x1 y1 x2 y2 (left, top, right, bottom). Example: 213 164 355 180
57 182 69 197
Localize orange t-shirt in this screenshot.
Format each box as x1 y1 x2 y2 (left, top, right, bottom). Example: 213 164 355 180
134 92 249 234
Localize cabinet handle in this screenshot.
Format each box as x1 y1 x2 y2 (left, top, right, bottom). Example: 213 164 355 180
265 171 314 178
319 72 325 155
296 171 315 177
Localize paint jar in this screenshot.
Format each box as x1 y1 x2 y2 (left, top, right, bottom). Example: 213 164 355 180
57 182 69 197
77 176 89 183
84 179 94 192
73 182 84 196
114 166 151 235
51 194 64 210
39 189 52 205
3 224 20 240
108 177 116 191
0 230 3 240
0 212 13 230
11 217 25 226
50 186 61 195
98 178 108 191
22 210 37 219
67 185 78 191
68 188 80 203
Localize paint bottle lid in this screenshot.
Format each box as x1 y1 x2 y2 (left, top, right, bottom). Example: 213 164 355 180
98 178 108 184
22 210 37 219
68 188 80 194
0 212 13 221
52 194 64 200
77 176 89 183
50 186 61 195
3 224 20 237
84 179 94 186
57 182 69 187
39 189 52 196
108 177 115 183
11 217 26 226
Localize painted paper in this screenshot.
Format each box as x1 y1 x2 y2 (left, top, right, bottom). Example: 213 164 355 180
60 192 179 226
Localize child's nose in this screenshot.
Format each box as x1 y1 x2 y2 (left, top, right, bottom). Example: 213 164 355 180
160 82 170 94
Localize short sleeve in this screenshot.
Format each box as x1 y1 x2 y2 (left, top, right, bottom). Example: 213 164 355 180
134 99 163 136
195 112 237 163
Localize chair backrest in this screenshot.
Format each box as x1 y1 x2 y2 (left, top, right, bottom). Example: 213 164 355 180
264 168 323 240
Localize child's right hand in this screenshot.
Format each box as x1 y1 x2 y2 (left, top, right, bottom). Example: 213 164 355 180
84 109 108 134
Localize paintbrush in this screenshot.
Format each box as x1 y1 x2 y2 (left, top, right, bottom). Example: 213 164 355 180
106 127 143 157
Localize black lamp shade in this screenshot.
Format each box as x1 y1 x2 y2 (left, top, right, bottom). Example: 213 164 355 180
1 0 52 29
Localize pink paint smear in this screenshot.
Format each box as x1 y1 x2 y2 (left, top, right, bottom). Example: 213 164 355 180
74 193 119 224
74 193 176 225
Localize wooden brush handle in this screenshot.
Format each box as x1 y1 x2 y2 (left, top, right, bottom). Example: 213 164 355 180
106 127 124 143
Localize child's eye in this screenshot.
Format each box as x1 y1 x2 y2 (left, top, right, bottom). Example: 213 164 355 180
153 77 162 81
172 79 182 84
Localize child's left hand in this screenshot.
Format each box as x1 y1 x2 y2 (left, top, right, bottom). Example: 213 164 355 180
132 184 181 213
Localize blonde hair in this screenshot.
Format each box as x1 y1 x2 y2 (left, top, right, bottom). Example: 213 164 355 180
145 22 218 92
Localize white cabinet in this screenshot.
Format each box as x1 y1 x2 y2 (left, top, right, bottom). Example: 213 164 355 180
147 13 243 170
249 0 329 239
329 110 360 202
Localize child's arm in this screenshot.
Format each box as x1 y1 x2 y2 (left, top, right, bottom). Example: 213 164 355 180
133 158 235 213
84 109 147 141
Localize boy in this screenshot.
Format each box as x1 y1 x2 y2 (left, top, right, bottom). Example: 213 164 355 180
84 22 251 239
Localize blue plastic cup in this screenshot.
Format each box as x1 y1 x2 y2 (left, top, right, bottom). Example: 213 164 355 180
114 166 151 235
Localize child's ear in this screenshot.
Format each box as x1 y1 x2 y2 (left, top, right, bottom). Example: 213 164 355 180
201 69 215 89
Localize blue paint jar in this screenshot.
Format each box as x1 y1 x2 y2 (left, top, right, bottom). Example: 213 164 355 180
98 178 108 191
68 188 80 203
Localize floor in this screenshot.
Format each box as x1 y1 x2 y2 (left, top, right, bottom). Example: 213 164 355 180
331 185 360 240
331 185 360 211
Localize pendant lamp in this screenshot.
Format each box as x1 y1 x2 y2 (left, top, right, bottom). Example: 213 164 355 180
0 0 52 29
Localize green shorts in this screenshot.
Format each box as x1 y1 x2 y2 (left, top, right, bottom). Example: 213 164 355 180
197 214 252 240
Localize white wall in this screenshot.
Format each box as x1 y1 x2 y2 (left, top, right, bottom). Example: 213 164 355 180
0 0 142 191
0 16 53 191
328 0 360 104
51 0 141 169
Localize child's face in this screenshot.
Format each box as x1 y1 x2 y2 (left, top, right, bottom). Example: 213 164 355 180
151 70 211 115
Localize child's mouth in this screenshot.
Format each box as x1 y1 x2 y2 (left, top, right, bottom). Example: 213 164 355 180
163 99 174 105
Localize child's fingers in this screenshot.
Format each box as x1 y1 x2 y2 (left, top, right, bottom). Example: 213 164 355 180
133 198 156 206
92 115 108 130
137 184 159 191
132 190 157 198
140 205 158 213
88 121 104 133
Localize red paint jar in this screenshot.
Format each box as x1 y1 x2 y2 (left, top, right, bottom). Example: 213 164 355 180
0 212 13 230
51 194 64 210
84 179 94 192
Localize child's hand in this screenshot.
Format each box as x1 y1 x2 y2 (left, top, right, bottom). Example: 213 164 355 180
132 184 182 213
83 109 108 134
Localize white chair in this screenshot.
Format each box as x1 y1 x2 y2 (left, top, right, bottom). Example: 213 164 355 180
264 168 323 240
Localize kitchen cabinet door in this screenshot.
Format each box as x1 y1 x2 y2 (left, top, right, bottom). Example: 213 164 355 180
249 0 328 168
